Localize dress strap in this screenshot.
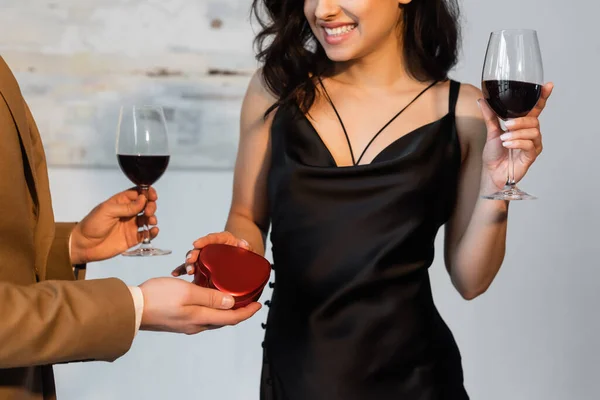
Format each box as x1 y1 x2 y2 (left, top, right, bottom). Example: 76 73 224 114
448 80 461 115
355 80 438 165
317 77 356 165
318 77 439 166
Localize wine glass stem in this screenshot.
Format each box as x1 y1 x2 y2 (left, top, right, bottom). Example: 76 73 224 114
507 148 516 187
502 119 516 188
139 185 151 246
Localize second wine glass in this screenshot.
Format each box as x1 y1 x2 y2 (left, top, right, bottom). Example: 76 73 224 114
481 29 544 200
116 105 171 256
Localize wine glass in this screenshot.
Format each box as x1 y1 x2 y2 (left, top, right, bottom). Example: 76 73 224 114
481 29 544 200
116 105 171 256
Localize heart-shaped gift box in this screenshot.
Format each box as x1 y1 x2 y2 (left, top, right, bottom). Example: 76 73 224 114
193 244 271 309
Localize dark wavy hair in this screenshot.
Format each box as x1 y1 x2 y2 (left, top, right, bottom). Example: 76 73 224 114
251 0 461 116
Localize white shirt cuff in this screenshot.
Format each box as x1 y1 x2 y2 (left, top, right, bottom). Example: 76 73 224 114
128 286 145 336
68 233 73 265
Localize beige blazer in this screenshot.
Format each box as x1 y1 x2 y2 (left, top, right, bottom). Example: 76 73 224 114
0 56 136 400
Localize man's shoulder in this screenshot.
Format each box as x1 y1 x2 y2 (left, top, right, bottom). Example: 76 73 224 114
0 55 25 105
0 55 18 87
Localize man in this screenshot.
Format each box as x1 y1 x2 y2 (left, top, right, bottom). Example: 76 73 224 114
0 55 262 399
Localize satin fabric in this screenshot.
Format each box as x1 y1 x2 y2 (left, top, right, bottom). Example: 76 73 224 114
261 80 469 400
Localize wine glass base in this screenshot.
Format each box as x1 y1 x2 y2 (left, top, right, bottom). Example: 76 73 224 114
122 247 172 257
481 185 537 201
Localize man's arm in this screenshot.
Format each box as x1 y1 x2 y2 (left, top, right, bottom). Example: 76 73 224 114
0 56 260 371
46 222 81 280
0 278 136 369
48 221 144 335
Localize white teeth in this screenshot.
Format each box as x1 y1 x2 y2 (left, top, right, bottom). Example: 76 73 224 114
324 24 356 37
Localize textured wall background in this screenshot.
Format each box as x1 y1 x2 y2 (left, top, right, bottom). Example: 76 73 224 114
0 0 257 169
3 0 598 399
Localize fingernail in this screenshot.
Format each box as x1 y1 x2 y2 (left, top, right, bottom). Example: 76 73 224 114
186 265 193 274
504 120 515 127
240 239 250 248
186 252 193 260
476 99 481 109
500 133 512 141
222 296 234 308
502 141 513 147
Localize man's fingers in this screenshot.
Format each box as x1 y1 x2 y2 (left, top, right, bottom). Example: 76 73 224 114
138 215 158 226
144 201 157 217
137 227 159 243
186 286 235 310
109 195 146 218
190 302 262 327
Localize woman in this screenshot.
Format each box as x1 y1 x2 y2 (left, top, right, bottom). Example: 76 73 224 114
176 0 553 398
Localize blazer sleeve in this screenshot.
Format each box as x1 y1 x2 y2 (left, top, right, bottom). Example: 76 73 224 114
0 277 136 369
45 222 83 281
0 59 137 369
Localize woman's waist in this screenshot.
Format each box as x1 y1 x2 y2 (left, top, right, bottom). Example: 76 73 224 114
266 267 437 333
269 246 436 308
269 217 439 277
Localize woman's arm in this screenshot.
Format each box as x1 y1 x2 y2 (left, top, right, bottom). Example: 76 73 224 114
222 70 277 256
444 82 552 300
175 69 277 275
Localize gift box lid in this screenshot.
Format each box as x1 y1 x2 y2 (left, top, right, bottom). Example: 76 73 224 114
197 244 271 297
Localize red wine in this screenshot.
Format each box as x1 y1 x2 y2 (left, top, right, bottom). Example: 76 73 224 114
482 80 541 119
117 155 170 186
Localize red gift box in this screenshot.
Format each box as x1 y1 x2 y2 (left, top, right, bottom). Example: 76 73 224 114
193 244 271 309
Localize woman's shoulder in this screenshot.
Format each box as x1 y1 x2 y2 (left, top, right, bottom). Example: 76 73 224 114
240 68 280 127
244 68 279 107
454 81 483 109
448 80 487 158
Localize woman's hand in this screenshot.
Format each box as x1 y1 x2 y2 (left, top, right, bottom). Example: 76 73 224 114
478 82 553 192
172 231 252 276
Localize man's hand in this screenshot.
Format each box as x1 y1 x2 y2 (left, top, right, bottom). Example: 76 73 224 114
139 278 262 334
70 187 159 264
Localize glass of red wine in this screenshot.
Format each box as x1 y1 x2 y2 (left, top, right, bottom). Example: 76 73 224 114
116 105 171 256
481 29 543 200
